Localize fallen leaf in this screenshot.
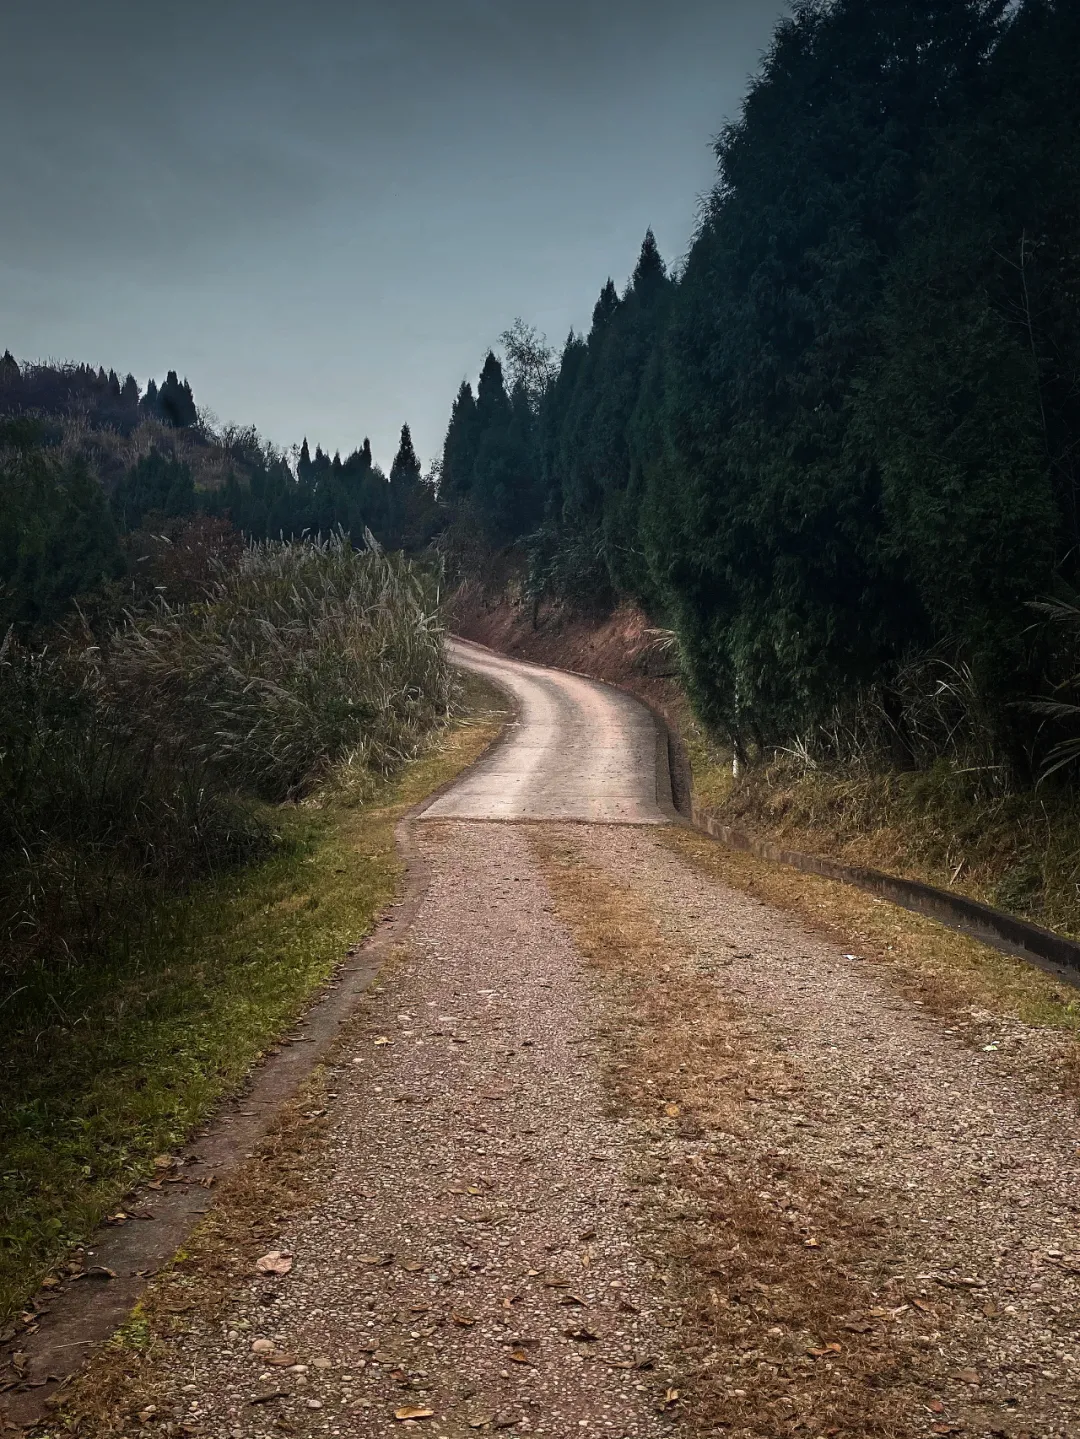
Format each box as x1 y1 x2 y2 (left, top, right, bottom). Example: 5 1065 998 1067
358 1253 393 1267
556 1293 587 1307
374 1036 392 1047
563 1327 598 1342
954 1368 980 1385
664 1104 681 1118
256 1251 293 1276
661 1387 680 1409
394 1407 434 1420
267 1354 297 1367
509 1348 532 1364
468 1420 493 1431
152 1155 174 1170
400 1260 424 1273
927 1399 946 1415
803 1237 821 1249
249 1389 290 1405
452 1312 476 1327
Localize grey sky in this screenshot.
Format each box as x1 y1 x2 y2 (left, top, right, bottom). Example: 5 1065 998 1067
1 0 785 469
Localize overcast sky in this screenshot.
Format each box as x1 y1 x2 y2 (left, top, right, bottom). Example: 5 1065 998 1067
0 0 785 469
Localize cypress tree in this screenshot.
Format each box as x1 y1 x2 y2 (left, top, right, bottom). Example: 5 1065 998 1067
158 371 198 428
298 438 313 484
441 381 479 502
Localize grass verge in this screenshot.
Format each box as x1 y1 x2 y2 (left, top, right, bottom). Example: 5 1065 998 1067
658 826 1080 1093
684 732 1080 942
0 673 508 1327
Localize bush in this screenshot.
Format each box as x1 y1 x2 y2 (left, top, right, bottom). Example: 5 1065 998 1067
109 533 451 799
0 535 451 982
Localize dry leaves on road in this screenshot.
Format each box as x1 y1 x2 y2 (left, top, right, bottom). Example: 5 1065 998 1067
255 1249 293 1275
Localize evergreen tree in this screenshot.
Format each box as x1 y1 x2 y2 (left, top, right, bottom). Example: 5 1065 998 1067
158 371 198 428
298 438 313 484
441 381 480 502
648 0 1008 742
390 424 422 489
112 451 195 531
0 451 124 632
141 377 160 417
387 424 419 547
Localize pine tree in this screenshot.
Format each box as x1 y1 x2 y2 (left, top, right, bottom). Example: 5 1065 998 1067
158 371 198 428
390 424 422 488
440 381 479 501
141 377 160 417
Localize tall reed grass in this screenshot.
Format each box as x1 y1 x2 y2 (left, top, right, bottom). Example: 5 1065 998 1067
0 535 450 982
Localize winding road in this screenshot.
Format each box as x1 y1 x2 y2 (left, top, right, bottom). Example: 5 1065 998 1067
423 638 673 824
7 642 1078 1438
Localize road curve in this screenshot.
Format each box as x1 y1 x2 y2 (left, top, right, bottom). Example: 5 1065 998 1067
421 637 673 824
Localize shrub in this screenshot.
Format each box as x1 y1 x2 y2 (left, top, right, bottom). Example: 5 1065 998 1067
0 535 451 981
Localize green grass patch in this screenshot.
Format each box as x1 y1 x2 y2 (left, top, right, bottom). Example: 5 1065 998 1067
0 675 507 1323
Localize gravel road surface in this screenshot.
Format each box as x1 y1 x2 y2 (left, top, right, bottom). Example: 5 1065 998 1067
29 645 1080 1438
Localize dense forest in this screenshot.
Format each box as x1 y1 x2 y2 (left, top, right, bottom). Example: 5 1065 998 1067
0 355 438 636
5 0 1079 781
438 0 1080 779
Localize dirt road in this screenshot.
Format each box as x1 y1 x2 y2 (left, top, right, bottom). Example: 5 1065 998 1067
27 645 1080 1437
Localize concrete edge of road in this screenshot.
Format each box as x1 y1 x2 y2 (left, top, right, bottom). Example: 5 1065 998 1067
0 704 517 1430
640 689 1080 989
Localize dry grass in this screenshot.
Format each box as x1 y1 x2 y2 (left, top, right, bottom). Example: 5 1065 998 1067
659 827 1080 1096
530 827 947 1439
691 745 1080 942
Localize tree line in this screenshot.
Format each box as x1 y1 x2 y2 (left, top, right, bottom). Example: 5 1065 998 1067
438 0 1080 772
0 354 438 635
